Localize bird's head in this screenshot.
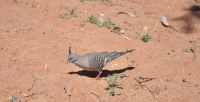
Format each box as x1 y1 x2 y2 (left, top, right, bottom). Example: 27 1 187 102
66 46 78 64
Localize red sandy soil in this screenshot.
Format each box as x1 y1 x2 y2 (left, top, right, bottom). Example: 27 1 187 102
0 0 200 102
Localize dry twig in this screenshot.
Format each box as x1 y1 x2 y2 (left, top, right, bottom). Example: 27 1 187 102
143 12 157 15
133 77 156 98
91 92 100 99
129 0 152 5
23 90 46 97
192 40 197 62
45 63 48 70
28 73 36 91
91 92 104 102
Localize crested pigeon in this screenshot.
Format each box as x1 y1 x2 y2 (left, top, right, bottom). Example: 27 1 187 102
67 47 135 79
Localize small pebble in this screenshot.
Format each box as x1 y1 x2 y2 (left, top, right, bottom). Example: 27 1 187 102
143 26 149 31
64 86 72 96
182 79 186 82
120 30 125 34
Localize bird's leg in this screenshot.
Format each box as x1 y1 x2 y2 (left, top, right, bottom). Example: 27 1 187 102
95 71 102 80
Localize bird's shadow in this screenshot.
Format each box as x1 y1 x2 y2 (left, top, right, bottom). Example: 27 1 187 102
67 66 135 78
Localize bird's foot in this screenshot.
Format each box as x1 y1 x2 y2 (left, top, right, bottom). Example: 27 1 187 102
95 72 102 80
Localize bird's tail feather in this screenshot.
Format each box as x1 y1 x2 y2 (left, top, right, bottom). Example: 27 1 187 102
112 49 136 59
125 49 136 53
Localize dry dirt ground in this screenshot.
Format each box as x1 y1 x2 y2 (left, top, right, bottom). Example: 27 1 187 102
1 0 200 102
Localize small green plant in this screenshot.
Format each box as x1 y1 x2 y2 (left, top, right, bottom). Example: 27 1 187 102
86 15 99 25
99 18 112 27
99 18 120 33
86 16 121 34
10 96 16 102
59 7 78 18
136 32 152 42
104 74 123 96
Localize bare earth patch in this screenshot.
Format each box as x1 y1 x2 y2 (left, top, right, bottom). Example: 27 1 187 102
0 0 200 101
